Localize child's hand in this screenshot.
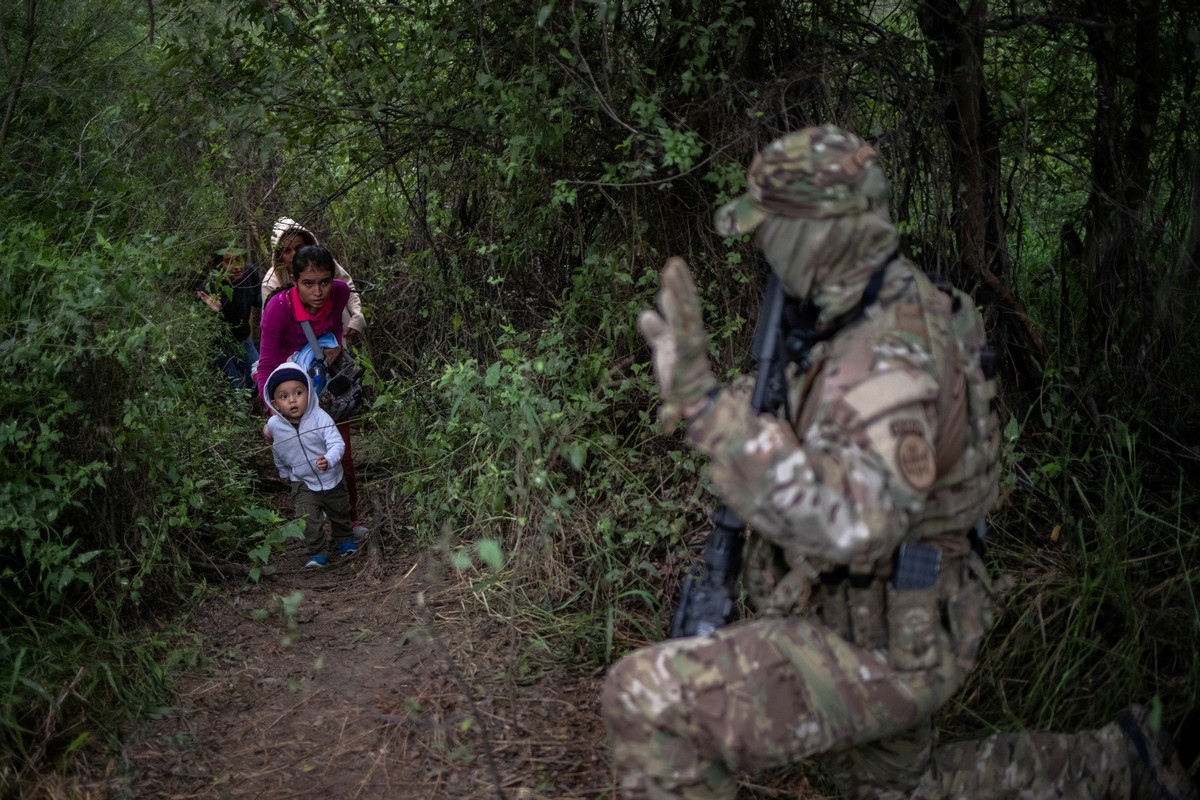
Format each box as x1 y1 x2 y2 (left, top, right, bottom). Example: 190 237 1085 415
262 423 273 441
316 456 329 471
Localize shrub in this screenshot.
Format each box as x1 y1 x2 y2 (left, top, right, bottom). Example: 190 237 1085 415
0 224 272 782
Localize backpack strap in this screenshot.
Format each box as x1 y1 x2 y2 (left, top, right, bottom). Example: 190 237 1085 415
299 320 329 395
300 320 325 362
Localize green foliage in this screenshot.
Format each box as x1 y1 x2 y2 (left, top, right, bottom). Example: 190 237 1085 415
0 227 249 610
247 517 305 582
0 615 197 794
0 225 275 780
371 249 701 663
0 0 222 236
977 375 1200 737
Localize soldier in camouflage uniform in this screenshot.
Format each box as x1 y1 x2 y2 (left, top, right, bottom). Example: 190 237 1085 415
602 126 1196 800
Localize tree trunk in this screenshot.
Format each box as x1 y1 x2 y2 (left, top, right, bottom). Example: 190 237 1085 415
0 0 38 153
1077 0 1164 372
917 0 1045 394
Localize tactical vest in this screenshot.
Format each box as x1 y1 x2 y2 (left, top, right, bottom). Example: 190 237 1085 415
898 268 999 557
743 261 999 614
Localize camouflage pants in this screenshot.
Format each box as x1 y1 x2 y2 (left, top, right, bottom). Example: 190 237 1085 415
602 615 1135 799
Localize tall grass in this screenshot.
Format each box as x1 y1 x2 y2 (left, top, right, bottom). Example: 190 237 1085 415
956 387 1200 765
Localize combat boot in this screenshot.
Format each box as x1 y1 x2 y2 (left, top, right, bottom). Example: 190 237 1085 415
1118 704 1197 800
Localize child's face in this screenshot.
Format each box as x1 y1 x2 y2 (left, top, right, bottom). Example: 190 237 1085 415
278 234 304 269
271 379 308 422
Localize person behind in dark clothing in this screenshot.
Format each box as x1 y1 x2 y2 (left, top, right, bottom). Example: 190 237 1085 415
197 247 262 391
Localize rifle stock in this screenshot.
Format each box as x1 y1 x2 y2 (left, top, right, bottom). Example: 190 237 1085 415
670 273 790 638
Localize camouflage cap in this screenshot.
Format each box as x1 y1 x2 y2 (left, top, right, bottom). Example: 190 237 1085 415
715 125 887 236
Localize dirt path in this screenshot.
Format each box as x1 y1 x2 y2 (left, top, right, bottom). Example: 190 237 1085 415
125 517 611 799
120 440 822 800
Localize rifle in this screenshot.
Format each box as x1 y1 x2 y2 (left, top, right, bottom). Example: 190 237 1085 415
669 271 793 638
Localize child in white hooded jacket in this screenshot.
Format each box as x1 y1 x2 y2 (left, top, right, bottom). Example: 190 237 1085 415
264 361 357 567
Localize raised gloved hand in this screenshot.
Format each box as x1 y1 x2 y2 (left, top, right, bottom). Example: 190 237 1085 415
637 257 717 433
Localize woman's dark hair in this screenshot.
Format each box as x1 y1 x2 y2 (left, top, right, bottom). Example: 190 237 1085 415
290 245 336 281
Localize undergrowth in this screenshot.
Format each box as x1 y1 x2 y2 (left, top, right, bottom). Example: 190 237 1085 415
0 225 276 790
951 374 1200 767
369 249 716 666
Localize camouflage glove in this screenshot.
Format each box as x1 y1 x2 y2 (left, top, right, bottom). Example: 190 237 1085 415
637 257 718 433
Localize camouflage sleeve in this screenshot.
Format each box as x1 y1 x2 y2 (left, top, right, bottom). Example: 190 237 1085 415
684 367 938 567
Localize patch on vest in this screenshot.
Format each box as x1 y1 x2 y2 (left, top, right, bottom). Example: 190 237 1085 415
896 434 936 490
890 419 924 437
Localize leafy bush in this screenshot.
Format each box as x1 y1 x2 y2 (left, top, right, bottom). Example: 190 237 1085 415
370 250 715 663
0 224 273 782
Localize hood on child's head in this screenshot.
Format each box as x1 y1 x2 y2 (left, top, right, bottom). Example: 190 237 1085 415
264 360 317 417
270 217 319 250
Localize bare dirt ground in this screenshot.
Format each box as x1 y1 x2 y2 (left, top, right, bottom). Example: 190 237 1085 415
120 457 820 800
123 491 612 800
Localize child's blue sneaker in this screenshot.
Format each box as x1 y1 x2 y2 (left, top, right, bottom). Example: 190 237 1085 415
337 541 359 558
305 555 328 568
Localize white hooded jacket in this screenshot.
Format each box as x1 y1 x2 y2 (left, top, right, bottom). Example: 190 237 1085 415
264 361 346 492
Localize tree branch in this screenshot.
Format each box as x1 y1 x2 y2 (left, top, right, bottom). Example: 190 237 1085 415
0 0 38 153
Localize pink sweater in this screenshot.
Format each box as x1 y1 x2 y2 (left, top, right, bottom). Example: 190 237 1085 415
257 281 349 401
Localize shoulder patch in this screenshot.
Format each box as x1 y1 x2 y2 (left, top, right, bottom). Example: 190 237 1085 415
896 434 936 490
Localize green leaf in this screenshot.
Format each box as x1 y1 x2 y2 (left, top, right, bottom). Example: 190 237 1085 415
564 442 587 470
484 361 502 387
477 539 503 569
